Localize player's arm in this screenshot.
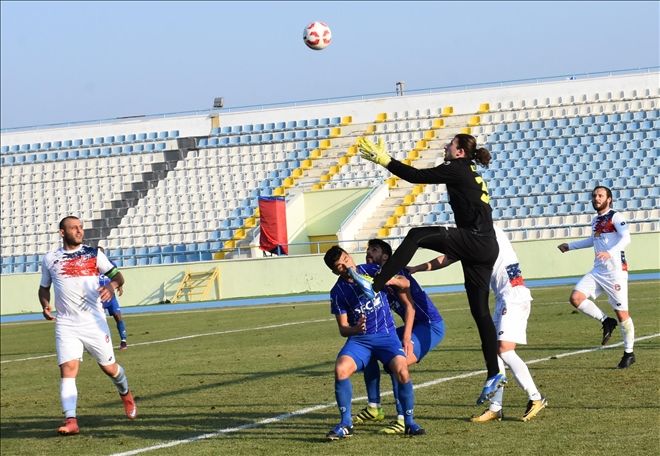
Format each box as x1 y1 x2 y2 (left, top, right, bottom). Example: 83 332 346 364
558 237 593 253
395 287 416 360
98 269 124 302
38 286 55 321
407 254 457 273
335 313 366 337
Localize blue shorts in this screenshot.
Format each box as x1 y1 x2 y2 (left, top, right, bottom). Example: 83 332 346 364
103 297 121 316
338 332 405 371
396 319 445 363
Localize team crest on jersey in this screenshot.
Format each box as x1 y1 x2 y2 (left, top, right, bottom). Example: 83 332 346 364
614 284 621 291
105 334 110 343
501 307 507 316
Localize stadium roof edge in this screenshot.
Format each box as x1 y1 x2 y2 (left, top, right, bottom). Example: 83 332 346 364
2 66 658 133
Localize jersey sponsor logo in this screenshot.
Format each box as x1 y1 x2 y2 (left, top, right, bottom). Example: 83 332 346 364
593 211 616 236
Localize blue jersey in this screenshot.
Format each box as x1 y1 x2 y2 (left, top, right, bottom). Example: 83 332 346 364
385 269 443 324
330 263 397 335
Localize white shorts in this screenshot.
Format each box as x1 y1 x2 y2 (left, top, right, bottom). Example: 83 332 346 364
574 270 629 311
493 296 531 345
55 320 116 366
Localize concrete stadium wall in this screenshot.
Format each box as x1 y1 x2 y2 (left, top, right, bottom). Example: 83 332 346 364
3 232 658 316
3 72 657 147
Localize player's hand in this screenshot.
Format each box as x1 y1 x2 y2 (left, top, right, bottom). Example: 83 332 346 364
42 307 56 321
354 314 367 334
357 137 392 167
403 337 414 359
557 243 569 253
98 284 115 302
116 286 124 297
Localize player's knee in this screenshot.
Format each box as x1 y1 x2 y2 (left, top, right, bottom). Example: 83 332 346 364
334 359 355 380
569 291 584 307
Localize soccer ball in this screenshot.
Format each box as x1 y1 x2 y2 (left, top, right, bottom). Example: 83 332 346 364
303 21 332 50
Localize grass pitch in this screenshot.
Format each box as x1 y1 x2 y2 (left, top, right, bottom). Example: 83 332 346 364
1 282 658 456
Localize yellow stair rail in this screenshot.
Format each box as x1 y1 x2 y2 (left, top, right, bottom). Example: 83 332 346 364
171 267 220 303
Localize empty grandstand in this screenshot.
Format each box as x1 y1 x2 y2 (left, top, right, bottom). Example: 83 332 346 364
1 68 658 305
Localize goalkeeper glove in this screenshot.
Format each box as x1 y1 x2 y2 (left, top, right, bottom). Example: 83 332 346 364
357 137 392 167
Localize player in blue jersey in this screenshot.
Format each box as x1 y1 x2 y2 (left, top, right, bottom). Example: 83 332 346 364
323 245 425 439
351 239 446 434
98 247 127 350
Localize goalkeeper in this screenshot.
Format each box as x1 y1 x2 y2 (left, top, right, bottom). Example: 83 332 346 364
357 133 503 404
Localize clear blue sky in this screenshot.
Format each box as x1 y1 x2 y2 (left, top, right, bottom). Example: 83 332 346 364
2 1 658 129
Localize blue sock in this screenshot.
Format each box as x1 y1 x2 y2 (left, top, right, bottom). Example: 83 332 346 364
397 380 415 426
390 373 403 417
335 378 353 426
363 358 381 405
117 320 127 341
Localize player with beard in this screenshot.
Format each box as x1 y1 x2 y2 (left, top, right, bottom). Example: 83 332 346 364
558 186 635 368
351 239 445 434
39 216 137 435
323 246 425 439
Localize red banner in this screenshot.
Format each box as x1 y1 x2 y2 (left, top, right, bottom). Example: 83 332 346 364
258 197 288 255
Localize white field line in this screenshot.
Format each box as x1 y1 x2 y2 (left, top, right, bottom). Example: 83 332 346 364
3 296 658 364
109 332 660 456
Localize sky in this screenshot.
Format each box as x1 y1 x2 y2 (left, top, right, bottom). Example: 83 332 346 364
1 1 659 130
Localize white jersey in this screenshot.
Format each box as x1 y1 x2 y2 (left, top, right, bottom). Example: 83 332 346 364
491 227 532 303
40 245 116 327
568 210 630 274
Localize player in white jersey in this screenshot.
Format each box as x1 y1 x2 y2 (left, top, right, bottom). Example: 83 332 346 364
38 216 137 435
408 226 546 422
558 186 635 369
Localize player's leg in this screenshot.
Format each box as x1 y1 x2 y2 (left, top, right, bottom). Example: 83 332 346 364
499 342 546 421
55 328 84 435
107 303 127 349
607 278 635 368
386 355 424 435
327 339 367 439
353 357 385 424
373 226 459 292
572 273 617 343
471 355 505 422
463 262 504 402
83 325 137 419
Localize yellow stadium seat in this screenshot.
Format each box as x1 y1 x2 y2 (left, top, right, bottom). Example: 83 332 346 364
273 187 285 196
330 127 341 138
338 156 349 166
341 115 353 125
282 177 295 188
292 168 303 178
319 174 330 182
415 139 427 149
432 118 445 128
403 194 415 205
394 206 406 216
254 208 260 217
478 103 490 113
319 139 331 149
346 145 357 156
301 159 312 169
375 112 387 122
365 125 376 134
309 149 322 159
460 127 472 134
442 106 454 116
329 165 339 175
424 130 436 140
234 229 246 240
468 116 481 126
377 227 390 237
386 177 398 188
245 217 256 228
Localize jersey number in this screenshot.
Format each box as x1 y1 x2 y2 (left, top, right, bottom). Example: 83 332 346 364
471 165 490 204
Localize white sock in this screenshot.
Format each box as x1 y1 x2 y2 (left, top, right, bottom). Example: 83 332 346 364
620 318 635 353
576 299 606 322
500 350 542 401
60 378 77 418
367 402 380 409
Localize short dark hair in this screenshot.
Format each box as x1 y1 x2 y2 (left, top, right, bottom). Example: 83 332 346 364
593 185 612 201
59 215 80 230
323 245 345 270
367 238 392 258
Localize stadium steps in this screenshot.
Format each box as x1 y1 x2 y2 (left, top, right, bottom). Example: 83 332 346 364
171 267 220 303
84 138 195 244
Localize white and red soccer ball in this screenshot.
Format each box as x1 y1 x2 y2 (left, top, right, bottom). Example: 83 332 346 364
303 21 332 50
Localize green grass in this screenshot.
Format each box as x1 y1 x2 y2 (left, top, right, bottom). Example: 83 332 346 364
1 282 659 456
